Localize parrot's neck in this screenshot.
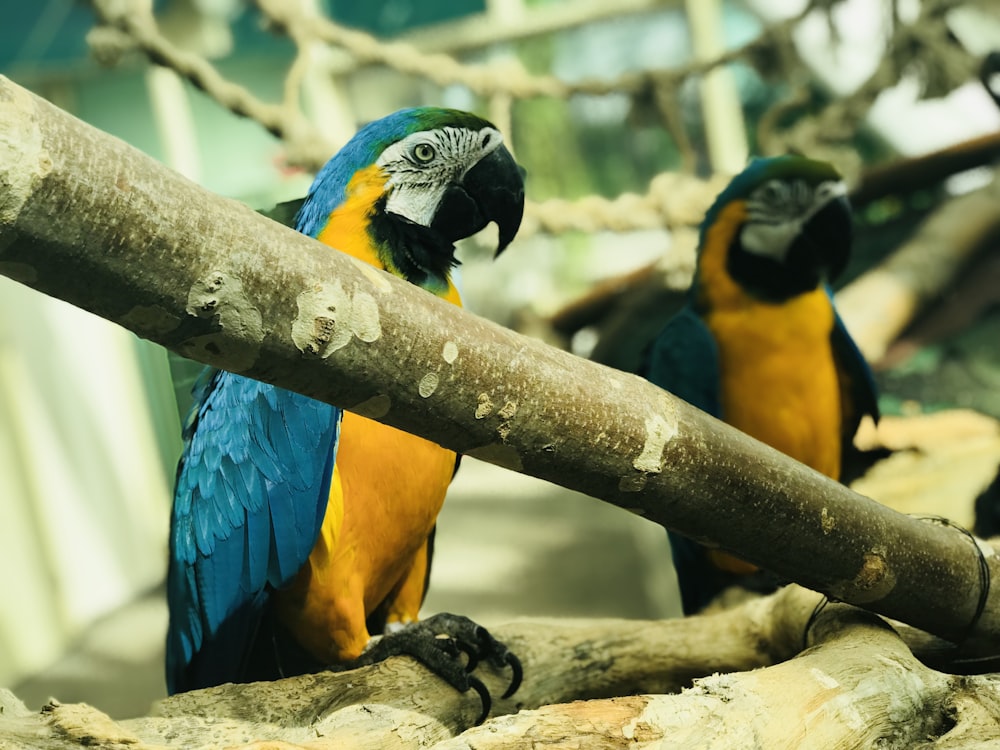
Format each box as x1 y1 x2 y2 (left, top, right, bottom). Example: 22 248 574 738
317 167 462 306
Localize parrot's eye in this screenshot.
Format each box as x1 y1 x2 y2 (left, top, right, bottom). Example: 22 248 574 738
412 143 437 163
755 180 789 207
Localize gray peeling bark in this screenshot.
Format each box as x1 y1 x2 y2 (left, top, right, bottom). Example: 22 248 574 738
0 75 998 653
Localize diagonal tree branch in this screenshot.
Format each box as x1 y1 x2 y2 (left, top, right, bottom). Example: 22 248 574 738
2 75 1000 656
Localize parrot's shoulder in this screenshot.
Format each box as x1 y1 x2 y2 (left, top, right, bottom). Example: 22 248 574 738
640 303 723 419
258 197 306 229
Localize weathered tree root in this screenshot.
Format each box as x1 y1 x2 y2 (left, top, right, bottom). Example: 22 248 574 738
6 586 1000 749
434 605 963 749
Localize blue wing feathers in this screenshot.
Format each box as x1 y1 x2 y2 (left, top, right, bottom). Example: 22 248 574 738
166 369 341 692
830 306 880 430
639 304 726 615
243 499 269 590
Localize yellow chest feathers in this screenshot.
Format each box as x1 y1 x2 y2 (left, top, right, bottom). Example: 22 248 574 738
697 200 842 478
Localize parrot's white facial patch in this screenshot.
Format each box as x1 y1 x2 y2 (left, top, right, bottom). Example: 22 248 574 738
377 126 504 227
740 178 846 263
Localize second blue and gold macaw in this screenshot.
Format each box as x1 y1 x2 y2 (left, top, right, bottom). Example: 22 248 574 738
167 108 525 716
641 155 879 615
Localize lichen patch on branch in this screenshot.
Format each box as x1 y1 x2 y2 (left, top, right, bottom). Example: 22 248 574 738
620 407 679 492
821 507 837 534
497 400 518 440
181 270 263 370
471 393 517 437
292 280 382 358
633 412 678 475
418 372 439 398
475 392 494 419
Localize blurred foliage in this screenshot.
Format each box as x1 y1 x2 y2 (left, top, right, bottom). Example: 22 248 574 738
878 312 1000 419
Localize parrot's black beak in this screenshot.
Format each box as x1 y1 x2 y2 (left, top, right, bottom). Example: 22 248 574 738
746 189 852 302
802 192 852 282
431 144 526 257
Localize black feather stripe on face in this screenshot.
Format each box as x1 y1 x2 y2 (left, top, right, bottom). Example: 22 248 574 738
727 184 851 303
368 195 458 292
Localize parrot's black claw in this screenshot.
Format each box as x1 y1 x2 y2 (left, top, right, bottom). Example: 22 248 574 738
353 612 521 724
501 652 523 698
450 614 522 699
466 676 493 725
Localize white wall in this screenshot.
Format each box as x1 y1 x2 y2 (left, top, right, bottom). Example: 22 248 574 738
0 281 176 686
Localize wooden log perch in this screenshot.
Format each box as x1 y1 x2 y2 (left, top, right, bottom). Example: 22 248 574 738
2 74 1000 657
436 606 963 749
125 588 813 748
4 585 1000 747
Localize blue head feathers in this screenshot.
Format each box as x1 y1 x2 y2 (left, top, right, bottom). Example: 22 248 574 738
294 107 501 238
698 155 843 248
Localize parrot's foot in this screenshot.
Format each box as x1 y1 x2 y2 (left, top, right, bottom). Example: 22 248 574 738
354 612 522 724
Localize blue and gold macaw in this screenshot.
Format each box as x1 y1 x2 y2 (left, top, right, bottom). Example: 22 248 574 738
640 155 879 615
167 108 525 716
